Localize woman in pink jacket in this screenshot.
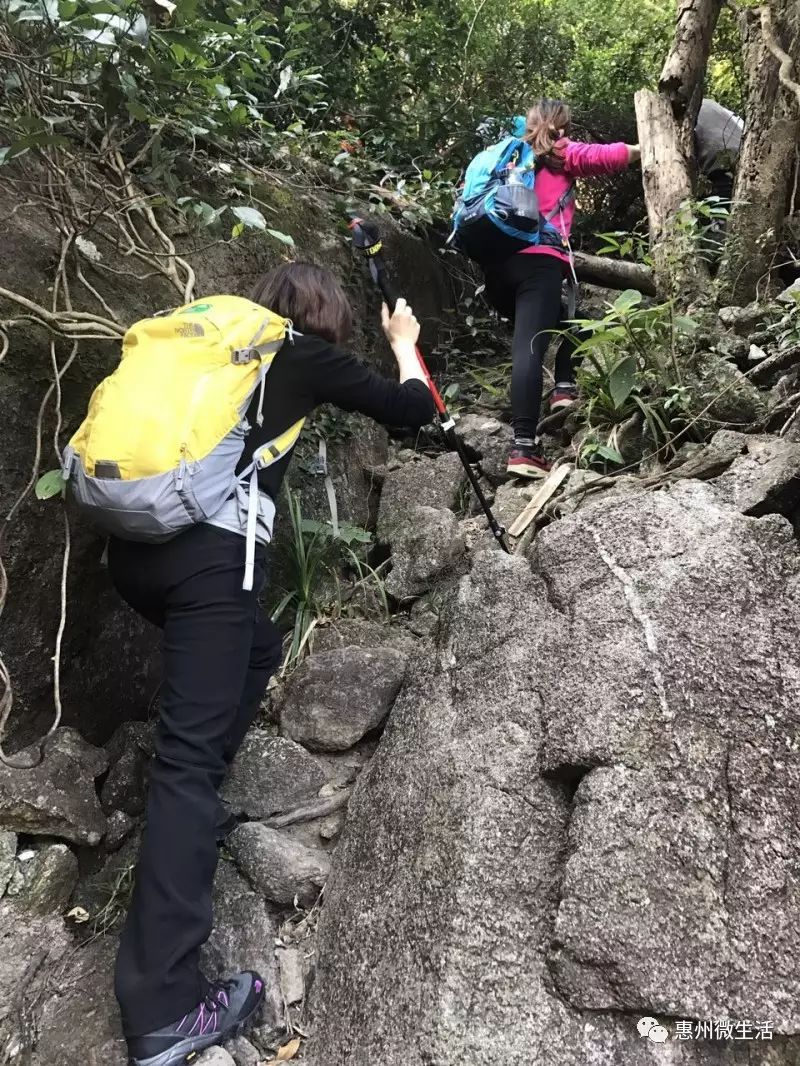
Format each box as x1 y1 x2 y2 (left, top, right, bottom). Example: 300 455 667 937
483 99 640 478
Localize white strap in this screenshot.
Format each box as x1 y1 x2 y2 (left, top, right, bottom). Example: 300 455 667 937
243 466 259 591
256 370 267 428
318 439 340 538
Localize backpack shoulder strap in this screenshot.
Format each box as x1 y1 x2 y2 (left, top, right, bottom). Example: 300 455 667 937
543 183 576 224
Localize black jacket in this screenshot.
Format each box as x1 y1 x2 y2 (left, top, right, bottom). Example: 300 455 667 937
238 332 435 499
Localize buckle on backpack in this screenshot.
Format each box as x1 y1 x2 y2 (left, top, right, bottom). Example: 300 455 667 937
232 347 256 365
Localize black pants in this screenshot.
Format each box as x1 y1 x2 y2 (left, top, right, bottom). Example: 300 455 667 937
484 254 574 442
108 524 282 1037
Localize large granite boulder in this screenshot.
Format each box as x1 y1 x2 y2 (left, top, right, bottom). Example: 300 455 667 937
307 480 800 1065
277 646 408 752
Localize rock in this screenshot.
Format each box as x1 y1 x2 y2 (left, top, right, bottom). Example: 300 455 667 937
377 453 470 600
491 482 536 527
710 332 749 365
0 833 16 896
748 343 769 362
225 1036 261 1066
277 945 305 1005
106 809 137 851
221 730 328 820
311 617 416 655
317 810 346 840
777 278 800 304
378 452 466 533
717 302 767 333
101 721 155 816
28 934 126 1065
453 412 513 484
72 832 139 930
685 353 767 427
0 902 74 1060
407 593 441 637
195 1048 236 1066
277 647 407 752
228 823 330 908
308 482 800 1064
557 468 607 515
0 727 107 846
201 860 282 1030
7 841 77 915
707 433 800 517
383 506 467 602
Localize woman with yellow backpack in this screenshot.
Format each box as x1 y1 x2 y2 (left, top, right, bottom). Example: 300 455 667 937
65 262 433 1065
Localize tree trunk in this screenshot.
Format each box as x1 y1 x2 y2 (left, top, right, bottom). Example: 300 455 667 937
717 0 800 305
635 0 723 301
660 0 722 121
573 251 656 296
635 89 710 300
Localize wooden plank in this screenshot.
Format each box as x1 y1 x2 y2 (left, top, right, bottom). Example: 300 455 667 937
508 463 571 539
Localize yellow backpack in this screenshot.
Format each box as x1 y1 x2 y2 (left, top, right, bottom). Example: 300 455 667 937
63 295 305 589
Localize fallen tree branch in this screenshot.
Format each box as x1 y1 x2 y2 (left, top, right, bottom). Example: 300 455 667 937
749 343 800 384
573 252 657 295
760 3 800 108
264 788 352 829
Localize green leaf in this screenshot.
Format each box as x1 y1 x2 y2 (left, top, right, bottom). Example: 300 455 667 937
612 289 643 313
267 228 295 246
126 100 149 121
673 315 698 334
231 221 245 239
594 444 624 464
608 355 637 409
230 205 267 231
35 469 66 500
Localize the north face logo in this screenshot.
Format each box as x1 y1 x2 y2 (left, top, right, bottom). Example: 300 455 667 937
175 323 205 338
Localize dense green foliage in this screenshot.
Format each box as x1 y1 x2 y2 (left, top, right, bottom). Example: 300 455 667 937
0 0 746 230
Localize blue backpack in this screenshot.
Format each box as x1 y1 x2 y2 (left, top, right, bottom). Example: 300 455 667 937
450 133 574 264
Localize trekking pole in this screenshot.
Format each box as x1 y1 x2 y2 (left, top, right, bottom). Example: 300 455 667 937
347 215 510 554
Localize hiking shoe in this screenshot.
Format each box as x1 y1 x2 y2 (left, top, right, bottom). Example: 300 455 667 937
127 971 265 1066
549 385 578 411
507 444 551 479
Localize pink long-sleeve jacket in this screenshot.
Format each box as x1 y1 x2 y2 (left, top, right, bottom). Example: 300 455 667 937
521 138 631 266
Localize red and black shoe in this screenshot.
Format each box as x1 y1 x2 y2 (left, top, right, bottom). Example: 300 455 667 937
549 384 578 411
506 441 551 480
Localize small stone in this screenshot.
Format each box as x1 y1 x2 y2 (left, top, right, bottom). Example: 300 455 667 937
0 832 17 896
277 946 305 1005
6 842 77 915
317 810 346 840
105 810 136 851
0 727 107 846
225 1036 260 1066
748 343 769 362
221 731 328 820
277 647 407 752
228 823 330 908
194 1048 236 1066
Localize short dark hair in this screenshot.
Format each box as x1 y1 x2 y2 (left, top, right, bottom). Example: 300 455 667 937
251 261 353 345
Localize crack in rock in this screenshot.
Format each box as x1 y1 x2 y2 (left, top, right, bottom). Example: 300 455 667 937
584 522 672 725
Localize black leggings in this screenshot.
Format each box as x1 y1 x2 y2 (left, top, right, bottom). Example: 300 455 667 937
484 254 574 442
108 524 282 1037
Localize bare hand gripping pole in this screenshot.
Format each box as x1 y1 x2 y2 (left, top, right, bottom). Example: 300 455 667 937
348 215 510 554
